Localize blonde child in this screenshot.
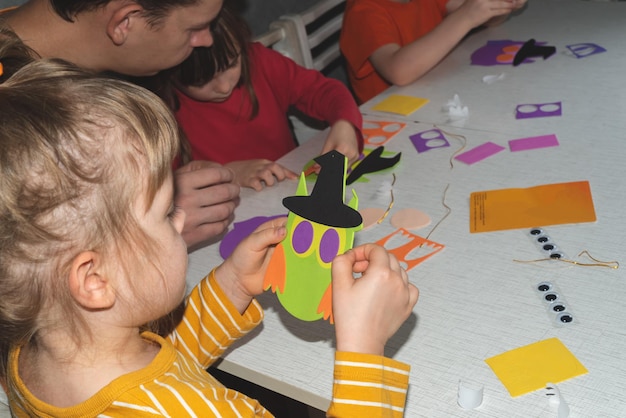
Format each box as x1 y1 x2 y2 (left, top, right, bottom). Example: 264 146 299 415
340 0 527 103
0 58 418 416
151 6 364 191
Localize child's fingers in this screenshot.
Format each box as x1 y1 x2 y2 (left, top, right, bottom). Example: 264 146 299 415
245 217 288 249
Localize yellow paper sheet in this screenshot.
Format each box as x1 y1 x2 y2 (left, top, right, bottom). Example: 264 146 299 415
470 181 596 233
485 338 588 397
371 95 429 116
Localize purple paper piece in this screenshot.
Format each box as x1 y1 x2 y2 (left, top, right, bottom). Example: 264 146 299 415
219 214 286 259
410 129 450 153
470 39 549 66
455 142 505 165
509 134 559 152
516 102 562 119
566 43 606 59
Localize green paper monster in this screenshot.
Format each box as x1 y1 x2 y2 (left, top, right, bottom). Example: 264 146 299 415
263 151 362 323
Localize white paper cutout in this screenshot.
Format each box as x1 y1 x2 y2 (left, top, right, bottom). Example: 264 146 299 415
443 94 469 122
482 73 506 84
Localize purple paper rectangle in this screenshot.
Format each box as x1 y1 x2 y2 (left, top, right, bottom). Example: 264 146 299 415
455 142 506 165
509 134 559 152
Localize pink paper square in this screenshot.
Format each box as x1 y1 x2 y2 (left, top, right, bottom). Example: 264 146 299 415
509 134 559 152
455 142 506 165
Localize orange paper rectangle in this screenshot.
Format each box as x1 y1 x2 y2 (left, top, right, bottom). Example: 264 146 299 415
470 181 596 233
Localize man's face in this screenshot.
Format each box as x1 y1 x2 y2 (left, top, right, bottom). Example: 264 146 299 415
120 0 223 76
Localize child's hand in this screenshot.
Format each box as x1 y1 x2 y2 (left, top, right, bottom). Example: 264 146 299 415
225 160 298 191
454 0 523 28
332 244 419 356
321 120 361 167
215 217 288 313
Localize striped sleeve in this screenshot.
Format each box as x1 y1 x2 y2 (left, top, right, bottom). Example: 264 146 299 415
327 352 410 418
168 269 264 368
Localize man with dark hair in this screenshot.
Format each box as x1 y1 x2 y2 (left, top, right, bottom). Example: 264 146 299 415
3 0 241 250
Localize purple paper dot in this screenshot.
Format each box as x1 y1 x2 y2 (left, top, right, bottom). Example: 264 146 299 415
292 221 314 254
319 229 340 264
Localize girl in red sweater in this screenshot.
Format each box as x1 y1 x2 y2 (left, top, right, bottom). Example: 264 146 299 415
155 6 363 191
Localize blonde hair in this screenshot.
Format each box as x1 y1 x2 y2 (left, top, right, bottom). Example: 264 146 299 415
0 58 180 379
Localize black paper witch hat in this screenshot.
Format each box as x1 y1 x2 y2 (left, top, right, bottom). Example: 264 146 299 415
283 150 362 228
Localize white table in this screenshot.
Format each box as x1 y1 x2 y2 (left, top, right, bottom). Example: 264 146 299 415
187 1 626 416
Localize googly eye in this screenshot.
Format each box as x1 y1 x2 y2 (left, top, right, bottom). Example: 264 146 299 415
544 292 559 303
557 312 574 323
552 303 566 312
529 228 544 236
537 281 552 292
549 252 564 259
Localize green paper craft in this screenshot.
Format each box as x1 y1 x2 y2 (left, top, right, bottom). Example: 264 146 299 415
263 151 363 322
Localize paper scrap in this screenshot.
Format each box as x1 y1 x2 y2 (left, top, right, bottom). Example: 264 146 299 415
516 102 562 119
371 95 429 116
410 129 450 153
509 134 559 152
443 94 469 121
455 142 505 165
469 181 596 233
390 208 431 230
362 120 406 147
485 338 587 398
566 42 606 59
482 73 506 84
376 228 444 271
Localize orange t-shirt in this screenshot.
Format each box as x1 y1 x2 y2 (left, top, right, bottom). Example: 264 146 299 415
340 0 448 103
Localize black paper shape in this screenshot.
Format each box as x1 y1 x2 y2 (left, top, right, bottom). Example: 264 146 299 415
283 150 362 228
346 146 401 185
513 39 556 67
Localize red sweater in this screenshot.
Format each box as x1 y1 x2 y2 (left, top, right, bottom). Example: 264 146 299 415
175 42 363 164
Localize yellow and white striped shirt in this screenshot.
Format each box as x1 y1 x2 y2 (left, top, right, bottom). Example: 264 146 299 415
8 271 410 417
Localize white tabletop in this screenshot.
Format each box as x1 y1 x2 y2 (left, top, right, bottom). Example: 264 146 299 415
187 1 626 416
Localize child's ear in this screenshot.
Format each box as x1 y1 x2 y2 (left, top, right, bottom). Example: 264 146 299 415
106 4 144 46
69 251 116 310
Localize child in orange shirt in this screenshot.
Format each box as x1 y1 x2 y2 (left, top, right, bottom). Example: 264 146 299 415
340 0 527 103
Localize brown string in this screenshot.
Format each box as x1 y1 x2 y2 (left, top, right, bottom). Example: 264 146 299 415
376 173 396 224
424 183 451 242
434 125 467 169
513 250 619 269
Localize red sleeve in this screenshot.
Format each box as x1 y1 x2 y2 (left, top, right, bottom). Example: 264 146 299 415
250 43 364 151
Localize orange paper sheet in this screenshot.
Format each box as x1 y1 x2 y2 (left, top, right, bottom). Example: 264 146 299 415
486 338 588 397
470 181 596 233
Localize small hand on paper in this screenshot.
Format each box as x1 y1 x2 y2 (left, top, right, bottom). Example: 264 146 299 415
174 160 240 249
225 160 298 191
321 119 361 167
332 244 419 356
215 217 288 313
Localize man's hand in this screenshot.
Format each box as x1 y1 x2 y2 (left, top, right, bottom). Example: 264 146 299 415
174 160 240 249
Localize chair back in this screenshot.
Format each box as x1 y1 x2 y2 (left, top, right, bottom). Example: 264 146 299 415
256 0 346 72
